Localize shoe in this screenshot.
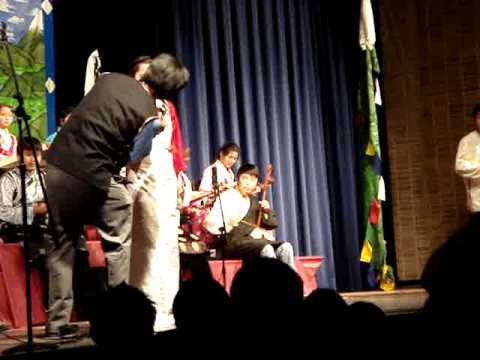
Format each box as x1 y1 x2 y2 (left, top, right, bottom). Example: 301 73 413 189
45 324 80 339
0 320 10 332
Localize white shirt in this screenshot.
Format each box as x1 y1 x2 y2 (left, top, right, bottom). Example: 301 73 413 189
199 160 235 192
455 130 480 212
203 188 250 235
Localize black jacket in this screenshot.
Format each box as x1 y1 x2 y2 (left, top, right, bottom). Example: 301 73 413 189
46 73 157 192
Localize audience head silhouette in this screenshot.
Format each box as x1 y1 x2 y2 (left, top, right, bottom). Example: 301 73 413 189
89 283 155 350
230 258 303 334
173 277 230 334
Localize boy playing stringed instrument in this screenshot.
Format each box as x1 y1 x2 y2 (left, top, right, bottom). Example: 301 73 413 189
203 163 295 268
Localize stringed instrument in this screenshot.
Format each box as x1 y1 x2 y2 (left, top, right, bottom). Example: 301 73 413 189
0 155 17 170
255 163 274 227
186 182 237 207
237 164 275 229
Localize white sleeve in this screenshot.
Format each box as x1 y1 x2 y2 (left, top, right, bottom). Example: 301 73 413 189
455 137 480 179
84 49 102 95
199 166 213 192
203 192 235 235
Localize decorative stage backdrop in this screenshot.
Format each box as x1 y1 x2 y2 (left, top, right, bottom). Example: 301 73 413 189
0 0 55 141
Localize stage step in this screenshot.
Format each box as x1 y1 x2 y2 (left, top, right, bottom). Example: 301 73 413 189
340 288 428 315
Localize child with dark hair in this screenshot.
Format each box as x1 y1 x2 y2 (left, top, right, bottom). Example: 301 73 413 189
199 142 240 192
0 103 17 166
45 106 75 145
0 137 47 257
203 163 295 267
0 137 45 226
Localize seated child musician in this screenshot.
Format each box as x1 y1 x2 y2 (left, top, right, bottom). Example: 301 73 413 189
0 137 47 256
203 163 295 268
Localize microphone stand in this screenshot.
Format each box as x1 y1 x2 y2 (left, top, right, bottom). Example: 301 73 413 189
1 21 58 355
212 179 228 288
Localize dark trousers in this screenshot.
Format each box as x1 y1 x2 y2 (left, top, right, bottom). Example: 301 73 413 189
45 165 132 332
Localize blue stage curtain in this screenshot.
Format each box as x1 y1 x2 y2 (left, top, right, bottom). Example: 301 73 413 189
312 0 363 291
173 0 362 290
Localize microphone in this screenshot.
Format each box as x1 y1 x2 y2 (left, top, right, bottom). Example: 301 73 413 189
0 22 7 42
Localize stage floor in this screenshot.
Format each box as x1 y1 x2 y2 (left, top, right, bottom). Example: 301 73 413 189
0 321 93 357
0 287 428 357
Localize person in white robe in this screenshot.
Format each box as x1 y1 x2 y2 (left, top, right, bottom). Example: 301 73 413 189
455 104 480 213
128 56 189 331
129 99 180 332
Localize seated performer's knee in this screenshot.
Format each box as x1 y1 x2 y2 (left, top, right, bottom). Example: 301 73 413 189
275 242 295 269
277 242 293 254
260 244 276 258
